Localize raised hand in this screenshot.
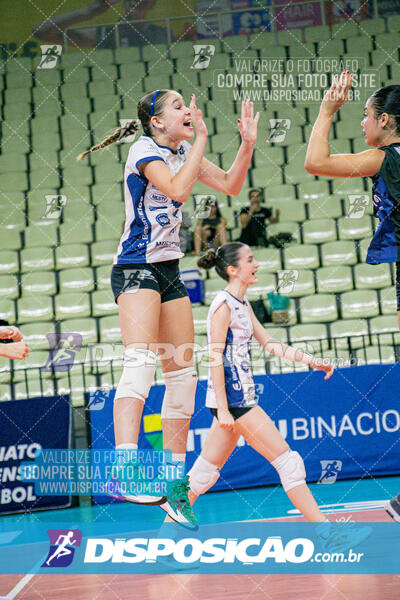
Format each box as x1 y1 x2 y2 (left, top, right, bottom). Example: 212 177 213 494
321 71 353 117
238 99 260 146
310 358 334 380
189 93 208 139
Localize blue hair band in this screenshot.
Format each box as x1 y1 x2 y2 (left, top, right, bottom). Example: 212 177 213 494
150 90 161 116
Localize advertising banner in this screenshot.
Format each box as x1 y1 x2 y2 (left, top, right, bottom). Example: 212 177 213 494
89 364 400 504
0 395 72 515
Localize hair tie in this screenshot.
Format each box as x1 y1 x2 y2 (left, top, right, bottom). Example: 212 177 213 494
150 90 161 116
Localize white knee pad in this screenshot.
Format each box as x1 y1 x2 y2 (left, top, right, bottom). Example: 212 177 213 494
271 449 306 492
161 366 197 419
115 348 157 402
188 455 220 496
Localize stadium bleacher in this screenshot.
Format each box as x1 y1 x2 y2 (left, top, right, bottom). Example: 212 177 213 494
0 15 399 404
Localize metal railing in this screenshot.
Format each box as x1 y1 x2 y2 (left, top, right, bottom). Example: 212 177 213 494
2 330 399 402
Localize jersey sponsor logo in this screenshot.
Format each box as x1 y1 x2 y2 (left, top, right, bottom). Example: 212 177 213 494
149 205 168 211
155 213 171 227
241 361 250 373
150 193 168 203
155 240 180 248
178 145 185 155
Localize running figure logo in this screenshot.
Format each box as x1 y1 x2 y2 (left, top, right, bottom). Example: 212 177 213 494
37 45 62 69
193 194 216 221
87 387 111 411
118 119 139 144
347 194 369 218
191 45 215 69
277 270 299 294
42 529 82 568
267 119 291 143
318 460 343 484
43 195 67 220
42 333 83 372
121 269 156 294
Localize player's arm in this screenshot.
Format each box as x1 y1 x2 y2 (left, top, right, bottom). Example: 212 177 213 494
142 95 208 204
248 305 334 379
209 303 235 429
305 139 385 178
305 71 384 178
197 100 259 196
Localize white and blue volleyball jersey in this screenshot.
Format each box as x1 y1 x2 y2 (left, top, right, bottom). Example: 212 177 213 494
114 135 192 265
366 144 400 264
206 290 257 409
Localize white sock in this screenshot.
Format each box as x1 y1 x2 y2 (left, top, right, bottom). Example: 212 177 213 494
115 443 137 465
116 443 138 450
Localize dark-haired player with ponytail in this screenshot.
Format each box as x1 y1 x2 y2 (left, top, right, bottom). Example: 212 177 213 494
78 91 259 526
305 76 400 523
185 243 370 546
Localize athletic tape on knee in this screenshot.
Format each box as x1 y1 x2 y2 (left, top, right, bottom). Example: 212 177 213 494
188 455 220 496
271 449 306 492
161 366 197 419
115 348 157 402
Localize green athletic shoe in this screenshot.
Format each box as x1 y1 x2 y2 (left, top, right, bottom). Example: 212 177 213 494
316 521 372 553
160 476 198 529
106 461 167 506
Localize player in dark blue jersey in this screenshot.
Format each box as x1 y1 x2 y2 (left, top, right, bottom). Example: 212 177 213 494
305 75 400 523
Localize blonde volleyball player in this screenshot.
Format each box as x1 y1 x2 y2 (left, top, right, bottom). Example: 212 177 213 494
305 75 400 523
78 91 259 526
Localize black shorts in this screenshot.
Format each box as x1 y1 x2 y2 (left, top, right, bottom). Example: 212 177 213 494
396 261 400 311
209 406 256 421
111 260 189 304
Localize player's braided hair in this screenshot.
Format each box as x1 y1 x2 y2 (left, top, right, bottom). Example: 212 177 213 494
197 242 245 281
370 85 400 135
77 119 141 160
76 89 171 160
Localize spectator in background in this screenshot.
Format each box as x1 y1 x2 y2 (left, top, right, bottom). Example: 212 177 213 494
0 321 30 361
193 198 227 255
179 210 194 254
239 188 280 247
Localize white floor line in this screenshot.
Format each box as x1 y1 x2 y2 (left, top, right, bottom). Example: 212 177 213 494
2 572 36 600
2 523 80 599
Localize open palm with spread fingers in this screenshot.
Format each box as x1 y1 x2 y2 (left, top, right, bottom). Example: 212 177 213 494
321 71 353 117
238 99 260 145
